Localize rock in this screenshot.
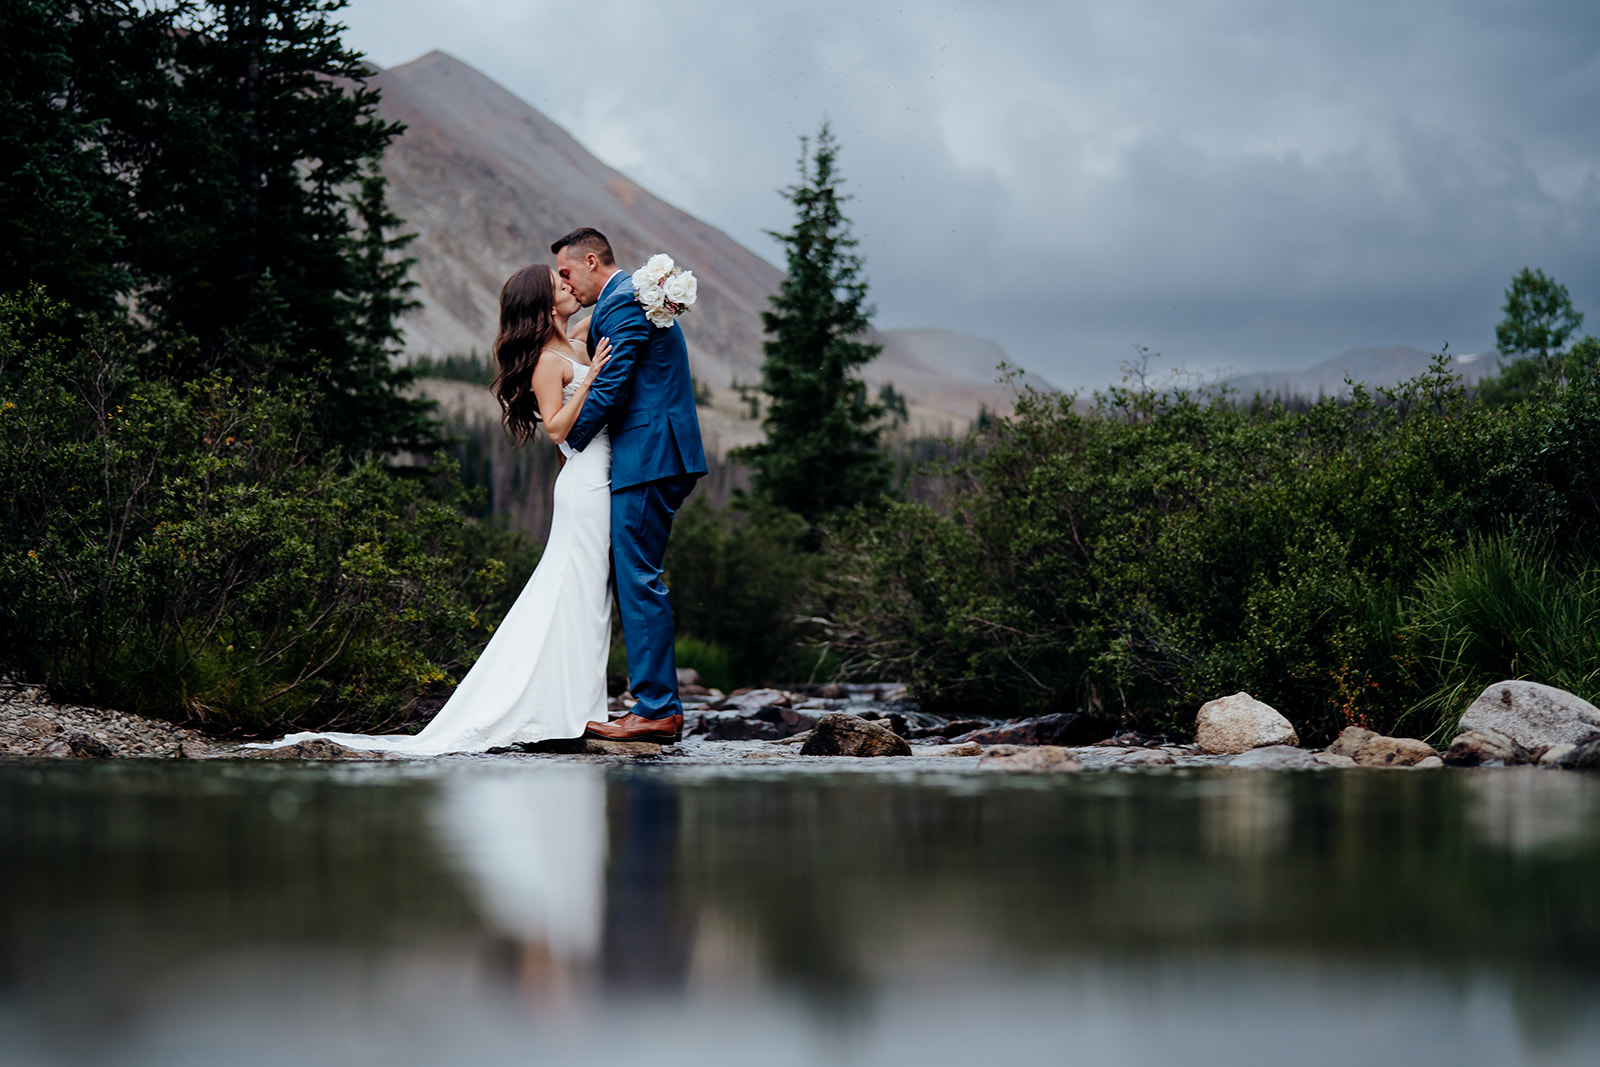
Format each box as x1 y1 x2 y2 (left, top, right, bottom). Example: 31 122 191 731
918 741 982 757
857 709 909 737
1227 745 1317 769
243 739 381 760
1410 756 1445 769
178 740 219 759
582 738 662 757
1326 726 1379 758
1550 735 1600 770
1458 680 1600 750
16 714 60 734
906 718 992 741
679 683 710 698
37 731 115 758
1353 735 1441 768
1539 743 1577 767
716 688 791 713
1195 693 1299 754
1444 728 1537 767
953 712 1114 747
817 683 849 700
676 667 704 689
1094 747 1177 767
1312 751 1358 768
691 706 819 741
881 684 914 703
799 713 912 757
978 745 1082 772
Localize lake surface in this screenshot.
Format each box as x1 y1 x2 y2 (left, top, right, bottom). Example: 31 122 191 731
2 757 1599 1066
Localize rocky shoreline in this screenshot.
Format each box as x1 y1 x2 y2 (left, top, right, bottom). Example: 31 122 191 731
4 671 1598 772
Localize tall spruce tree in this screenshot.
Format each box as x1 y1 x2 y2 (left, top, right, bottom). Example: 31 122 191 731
0 0 430 454
736 124 890 520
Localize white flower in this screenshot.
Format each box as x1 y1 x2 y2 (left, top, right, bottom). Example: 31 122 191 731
662 270 697 306
637 281 667 309
643 253 675 283
646 307 676 328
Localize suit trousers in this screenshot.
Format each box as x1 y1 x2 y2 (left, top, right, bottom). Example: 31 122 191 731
612 474 698 719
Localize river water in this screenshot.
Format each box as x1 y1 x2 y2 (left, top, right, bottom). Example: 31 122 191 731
2 757 1598 1066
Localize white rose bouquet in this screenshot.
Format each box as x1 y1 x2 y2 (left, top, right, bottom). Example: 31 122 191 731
631 253 698 328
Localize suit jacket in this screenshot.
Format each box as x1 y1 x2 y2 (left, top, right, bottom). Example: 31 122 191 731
566 270 708 491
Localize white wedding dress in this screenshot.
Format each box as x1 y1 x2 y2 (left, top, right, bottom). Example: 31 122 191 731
257 358 612 755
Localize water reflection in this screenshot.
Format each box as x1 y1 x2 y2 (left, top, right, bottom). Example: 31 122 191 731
2 760 1600 1066
430 766 606 1000
1466 767 1600 854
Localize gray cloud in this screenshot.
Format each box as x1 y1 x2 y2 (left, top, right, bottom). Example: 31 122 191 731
343 0 1600 389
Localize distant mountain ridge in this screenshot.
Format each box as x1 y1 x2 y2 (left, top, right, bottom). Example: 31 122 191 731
371 51 1034 421
1220 345 1503 399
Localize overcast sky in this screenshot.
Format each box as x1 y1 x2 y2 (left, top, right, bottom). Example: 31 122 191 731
342 0 1600 390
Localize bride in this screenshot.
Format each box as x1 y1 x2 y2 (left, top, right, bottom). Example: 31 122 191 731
261 265 614 755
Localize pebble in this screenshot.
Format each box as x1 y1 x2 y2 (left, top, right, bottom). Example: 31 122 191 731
0 679 216 759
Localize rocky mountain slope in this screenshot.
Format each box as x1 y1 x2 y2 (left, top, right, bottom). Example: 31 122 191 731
372 51 1033 423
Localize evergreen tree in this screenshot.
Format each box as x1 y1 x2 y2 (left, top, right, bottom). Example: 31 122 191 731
736 124 890 520
0 1 168 317
1 1 431 453
135 0 428 452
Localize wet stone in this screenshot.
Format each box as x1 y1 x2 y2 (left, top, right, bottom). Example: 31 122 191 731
1458 680 1600 750
1444 728 1537 767
800 713 912 758
979 745 1082 772
1353 735 1441 768
1229 745 1318 770
952 712 1113 748
242 739 387 760
37 731 115 758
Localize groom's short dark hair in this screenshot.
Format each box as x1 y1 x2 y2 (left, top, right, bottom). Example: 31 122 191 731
550 227 615 265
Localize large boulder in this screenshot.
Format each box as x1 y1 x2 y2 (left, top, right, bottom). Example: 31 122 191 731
1195 693 1299 754
800 713 912 757
952 712 1113 747
1457 681 1600 750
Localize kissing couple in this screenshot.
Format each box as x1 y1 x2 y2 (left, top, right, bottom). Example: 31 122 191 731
262 226 707 754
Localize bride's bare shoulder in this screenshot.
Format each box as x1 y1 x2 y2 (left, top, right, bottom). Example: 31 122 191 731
569 314 592 343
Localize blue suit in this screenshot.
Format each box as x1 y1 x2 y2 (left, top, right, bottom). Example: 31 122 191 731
568 270 708 719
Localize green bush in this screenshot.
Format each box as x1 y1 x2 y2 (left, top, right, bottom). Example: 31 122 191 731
0 289 532 734
674 636 735 694
664 494 823 686
1398 537 1600 741
817 348 1600 741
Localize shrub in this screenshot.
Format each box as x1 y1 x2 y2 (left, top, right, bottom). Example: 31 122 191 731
817 352 1600 741
0 290 532 734
663 494 823 686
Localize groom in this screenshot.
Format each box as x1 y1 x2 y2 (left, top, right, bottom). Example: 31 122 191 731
553 227 708 743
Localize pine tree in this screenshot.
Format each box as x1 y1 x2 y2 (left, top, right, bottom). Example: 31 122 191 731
736 124 890 520
0 1 168 317
1 1 431 453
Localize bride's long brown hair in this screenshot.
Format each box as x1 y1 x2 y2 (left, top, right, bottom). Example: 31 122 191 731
492 266 562 442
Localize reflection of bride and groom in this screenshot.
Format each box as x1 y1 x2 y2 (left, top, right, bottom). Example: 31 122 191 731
434 766 688 999
268 226 707 755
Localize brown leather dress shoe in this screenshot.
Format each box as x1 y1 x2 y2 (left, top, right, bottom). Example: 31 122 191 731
585 712 683 743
